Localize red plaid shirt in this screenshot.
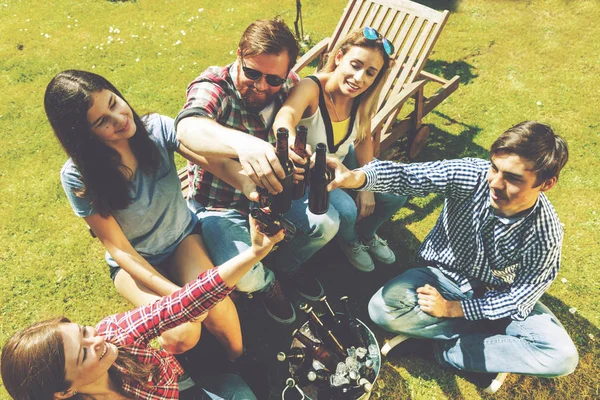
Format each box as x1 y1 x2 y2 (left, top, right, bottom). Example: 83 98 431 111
95 268 232 399
175 63 299 214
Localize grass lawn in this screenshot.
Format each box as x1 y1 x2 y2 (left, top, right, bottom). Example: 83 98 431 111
1 0 599 398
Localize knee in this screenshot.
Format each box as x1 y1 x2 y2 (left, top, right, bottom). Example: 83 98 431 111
545 340 579 377
233 263 271 293
307 208 340 244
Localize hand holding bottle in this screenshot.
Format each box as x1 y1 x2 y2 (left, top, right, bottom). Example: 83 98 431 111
249 213 285 259
325 156 367 191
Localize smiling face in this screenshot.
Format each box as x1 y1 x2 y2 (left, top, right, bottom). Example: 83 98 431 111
59 322 118 394
86 89 136 146
488 153 556 217
236 50 290 112
332 45 384 98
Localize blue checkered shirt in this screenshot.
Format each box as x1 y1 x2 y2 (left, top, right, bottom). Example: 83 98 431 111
361 158 563 321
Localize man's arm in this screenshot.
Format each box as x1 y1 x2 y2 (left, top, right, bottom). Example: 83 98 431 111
177 117 284 194
461 242 561 321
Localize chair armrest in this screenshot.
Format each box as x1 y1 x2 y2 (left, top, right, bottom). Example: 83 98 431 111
292 37 331 74
371 80 428 133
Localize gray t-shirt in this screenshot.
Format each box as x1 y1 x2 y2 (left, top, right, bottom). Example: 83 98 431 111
60 114 196 268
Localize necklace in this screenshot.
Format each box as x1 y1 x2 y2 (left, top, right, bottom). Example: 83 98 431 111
326 90 341 121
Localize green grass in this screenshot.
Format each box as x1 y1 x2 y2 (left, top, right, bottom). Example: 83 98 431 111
1 0 599 399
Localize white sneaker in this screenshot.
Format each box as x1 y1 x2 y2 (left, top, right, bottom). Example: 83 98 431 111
484 373 509 394
365 234 396 264
338 238 375 272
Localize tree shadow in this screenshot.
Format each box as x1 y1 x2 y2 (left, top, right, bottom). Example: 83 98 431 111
424 59 479 85
417 0 460 12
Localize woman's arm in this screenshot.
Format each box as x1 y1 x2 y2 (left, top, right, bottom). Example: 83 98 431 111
273 78 320 177
105 216 285 343
85 214 181 296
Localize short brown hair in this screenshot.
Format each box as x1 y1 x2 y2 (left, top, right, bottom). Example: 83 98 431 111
238 17 299 71
491 121 569 186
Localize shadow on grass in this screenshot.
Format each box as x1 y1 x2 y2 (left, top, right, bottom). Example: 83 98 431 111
417 0 460 12
425 59 478 85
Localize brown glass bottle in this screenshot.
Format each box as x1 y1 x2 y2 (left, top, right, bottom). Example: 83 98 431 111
318 296 352 349
270 128 294 214
292 328 340 371
340 296 368 348
292 125 310 200
299 303 346 357
308 142 332 215
277 347 309 368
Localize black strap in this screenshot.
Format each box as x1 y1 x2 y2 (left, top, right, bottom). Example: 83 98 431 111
306 75 359 154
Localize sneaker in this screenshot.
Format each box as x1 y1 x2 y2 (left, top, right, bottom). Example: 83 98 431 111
289 271 325 302
261 280 296 325
338 238 375 272
365 234 396 264
462 371 509 394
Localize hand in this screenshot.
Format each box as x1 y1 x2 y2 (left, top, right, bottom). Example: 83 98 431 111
241 180 260 203
248 214 285 258
289 145 310 183
325 156 366 191
355 191 376 221
238 140 284 195
416 284 464 318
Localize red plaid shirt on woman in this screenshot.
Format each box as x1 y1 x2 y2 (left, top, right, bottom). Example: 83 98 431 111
95 268 232 399
175 62 299 214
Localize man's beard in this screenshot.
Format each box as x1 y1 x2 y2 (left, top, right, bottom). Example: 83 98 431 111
239 84 273 112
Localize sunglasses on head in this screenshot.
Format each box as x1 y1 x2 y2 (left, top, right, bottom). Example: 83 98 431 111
363 26 394 57
241 58 287 87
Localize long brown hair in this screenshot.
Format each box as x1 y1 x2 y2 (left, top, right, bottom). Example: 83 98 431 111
44 70 161 217
321 29 393 143
1 317 158 400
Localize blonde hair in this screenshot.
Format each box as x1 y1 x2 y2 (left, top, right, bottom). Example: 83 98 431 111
321 29 393 143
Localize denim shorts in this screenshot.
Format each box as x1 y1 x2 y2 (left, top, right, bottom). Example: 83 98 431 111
108 221 202 281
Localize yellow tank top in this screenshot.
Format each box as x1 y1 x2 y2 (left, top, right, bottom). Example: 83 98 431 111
331 117 351 146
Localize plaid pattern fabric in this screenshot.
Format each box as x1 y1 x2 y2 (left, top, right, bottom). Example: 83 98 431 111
96 268 232 399
362 158 563 321
175 63 299 213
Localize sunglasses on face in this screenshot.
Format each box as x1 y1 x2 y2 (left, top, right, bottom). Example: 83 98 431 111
363 26 395 57
241 59 287 87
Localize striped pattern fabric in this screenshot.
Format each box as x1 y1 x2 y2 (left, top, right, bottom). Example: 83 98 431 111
175 63 299 214
362 158 563 321
96 268 232 399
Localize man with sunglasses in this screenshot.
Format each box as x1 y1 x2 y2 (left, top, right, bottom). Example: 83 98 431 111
175 18 340 325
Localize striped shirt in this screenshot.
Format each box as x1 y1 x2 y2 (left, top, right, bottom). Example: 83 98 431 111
96 268 232 399
175 62 299 214
362 158 563 321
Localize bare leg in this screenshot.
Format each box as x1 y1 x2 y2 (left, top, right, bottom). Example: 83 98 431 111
114 269 204 354
169 233 244 361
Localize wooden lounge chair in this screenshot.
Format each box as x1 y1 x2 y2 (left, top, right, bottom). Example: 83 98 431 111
292 0 460 159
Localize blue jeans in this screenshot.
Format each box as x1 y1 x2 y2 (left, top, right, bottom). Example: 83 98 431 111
191 192 339 293
331 145 407 243
368 267 579 377
180 373 257 400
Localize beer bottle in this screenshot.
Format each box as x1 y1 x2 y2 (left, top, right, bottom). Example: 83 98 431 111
277 347 309 369
307 369 330 384
340 296 368 348
299 303 346 357
308 142 332 215
270 128 294 214
292 328 340 371
319 295 352 348
292 125 309 200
